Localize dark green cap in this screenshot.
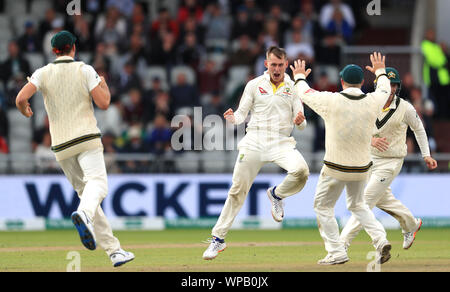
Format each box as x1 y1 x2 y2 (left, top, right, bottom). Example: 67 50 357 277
51 30 76 50
340 64 364 84
386 67 401 84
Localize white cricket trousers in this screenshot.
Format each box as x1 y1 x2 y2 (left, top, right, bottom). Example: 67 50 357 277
58 147 121 256
340 157 417 246
212 147 309 239
314 167 387 257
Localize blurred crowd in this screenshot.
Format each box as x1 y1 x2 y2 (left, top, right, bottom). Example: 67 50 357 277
0 0 447 173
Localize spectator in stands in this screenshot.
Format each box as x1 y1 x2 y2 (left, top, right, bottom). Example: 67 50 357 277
0 136 8 154
150 7 179 40
115 60 142 95
42 18 64 60
202 2 231 42
176 32 205 69
179 15 205 46
98 95 125 138
122 33 148 67
0 41 31 91
177 0 204 23
421 29 450 120
38 8 57 39
106 0 135 18
94 6 127 52
197 59 224 95
319 0 355 32
153 91 173 121
126 2 148 36
0 104 8 145
262 17 282 48
119 125 148 173
102 131 120 173
170 72 199 112
32 115 49 152
34 131 58 173
231 5 258 40
228 34 257 66
203 91 226 117
123 88 145 126
284 14 313 47
146 77 164 102
5 73 27 108
267 4 290 37
70 15 93 52
285 30 314 63
146 114 172 155
91 42 112 74
399 72 415 101
299 1 321 46
323 6 354 44
149 31 178 66
17 21 42 53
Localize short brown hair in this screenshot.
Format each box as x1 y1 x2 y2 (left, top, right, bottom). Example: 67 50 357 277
266 46 287 60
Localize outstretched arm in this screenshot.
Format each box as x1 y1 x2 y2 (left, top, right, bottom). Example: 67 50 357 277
366 52 390 110
16 81 37 118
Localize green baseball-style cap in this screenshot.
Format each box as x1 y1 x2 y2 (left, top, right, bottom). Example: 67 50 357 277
386 67 401 84
340 64 364 84
51 30 77 50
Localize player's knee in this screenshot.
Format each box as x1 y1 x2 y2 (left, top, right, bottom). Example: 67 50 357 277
290 165 310 180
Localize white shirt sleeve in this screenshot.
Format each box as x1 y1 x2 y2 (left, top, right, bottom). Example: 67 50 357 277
81 64 102 92
294 73 331 119
29 68 44 91
233 81 255 125
404 103 431 157
373 68 391 112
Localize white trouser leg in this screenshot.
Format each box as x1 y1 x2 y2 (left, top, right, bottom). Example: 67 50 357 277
313 170 347 257
59 147 121 255
340 157 402 245
272 148 309 199
212 150 264 239
376 189 418 233
345 179 387 249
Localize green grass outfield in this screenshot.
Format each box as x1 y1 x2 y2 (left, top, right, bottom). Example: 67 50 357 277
0 228 449 272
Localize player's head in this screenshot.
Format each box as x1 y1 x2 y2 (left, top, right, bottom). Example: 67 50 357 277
386 67 401 97
51 30 77 57
340 64 364 89
264 46 288 84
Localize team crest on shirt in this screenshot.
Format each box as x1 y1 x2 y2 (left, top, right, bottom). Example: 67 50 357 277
282 87 292 95
259 87 269 95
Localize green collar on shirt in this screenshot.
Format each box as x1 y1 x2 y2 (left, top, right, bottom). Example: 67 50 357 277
376 96 401 129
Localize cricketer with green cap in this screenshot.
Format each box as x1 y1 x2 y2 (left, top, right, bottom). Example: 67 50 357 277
340 64 364 85
15 31 135 267
290 52 393 265
51 30 77 55
340 65 437 252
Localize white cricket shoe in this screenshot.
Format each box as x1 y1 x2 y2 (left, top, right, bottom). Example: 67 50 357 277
110 249 135 267
71 211 96 251
317 254 349 265
203 237 226 260
376 240 392 264
267 187 284 222
403 218 422 250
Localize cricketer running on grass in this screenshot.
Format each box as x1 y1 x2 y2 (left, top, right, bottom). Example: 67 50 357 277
203 46 310 260
291 52 392 265
15 31 134 267
340 67 438 251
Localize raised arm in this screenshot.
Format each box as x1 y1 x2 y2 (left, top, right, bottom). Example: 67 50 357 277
291 59 331 118
366 52 390 110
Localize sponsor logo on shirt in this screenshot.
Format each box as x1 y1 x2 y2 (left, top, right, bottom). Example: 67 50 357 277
259 87 269 95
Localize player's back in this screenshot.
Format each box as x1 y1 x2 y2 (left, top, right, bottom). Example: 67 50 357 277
33 58 100 151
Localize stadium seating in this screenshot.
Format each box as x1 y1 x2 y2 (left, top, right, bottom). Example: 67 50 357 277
25 53 45 72
170 65 196 86
142 66 169 90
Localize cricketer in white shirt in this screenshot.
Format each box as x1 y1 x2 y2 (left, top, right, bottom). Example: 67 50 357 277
291 53 392 265
209 47 310 244
340 72 438 250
